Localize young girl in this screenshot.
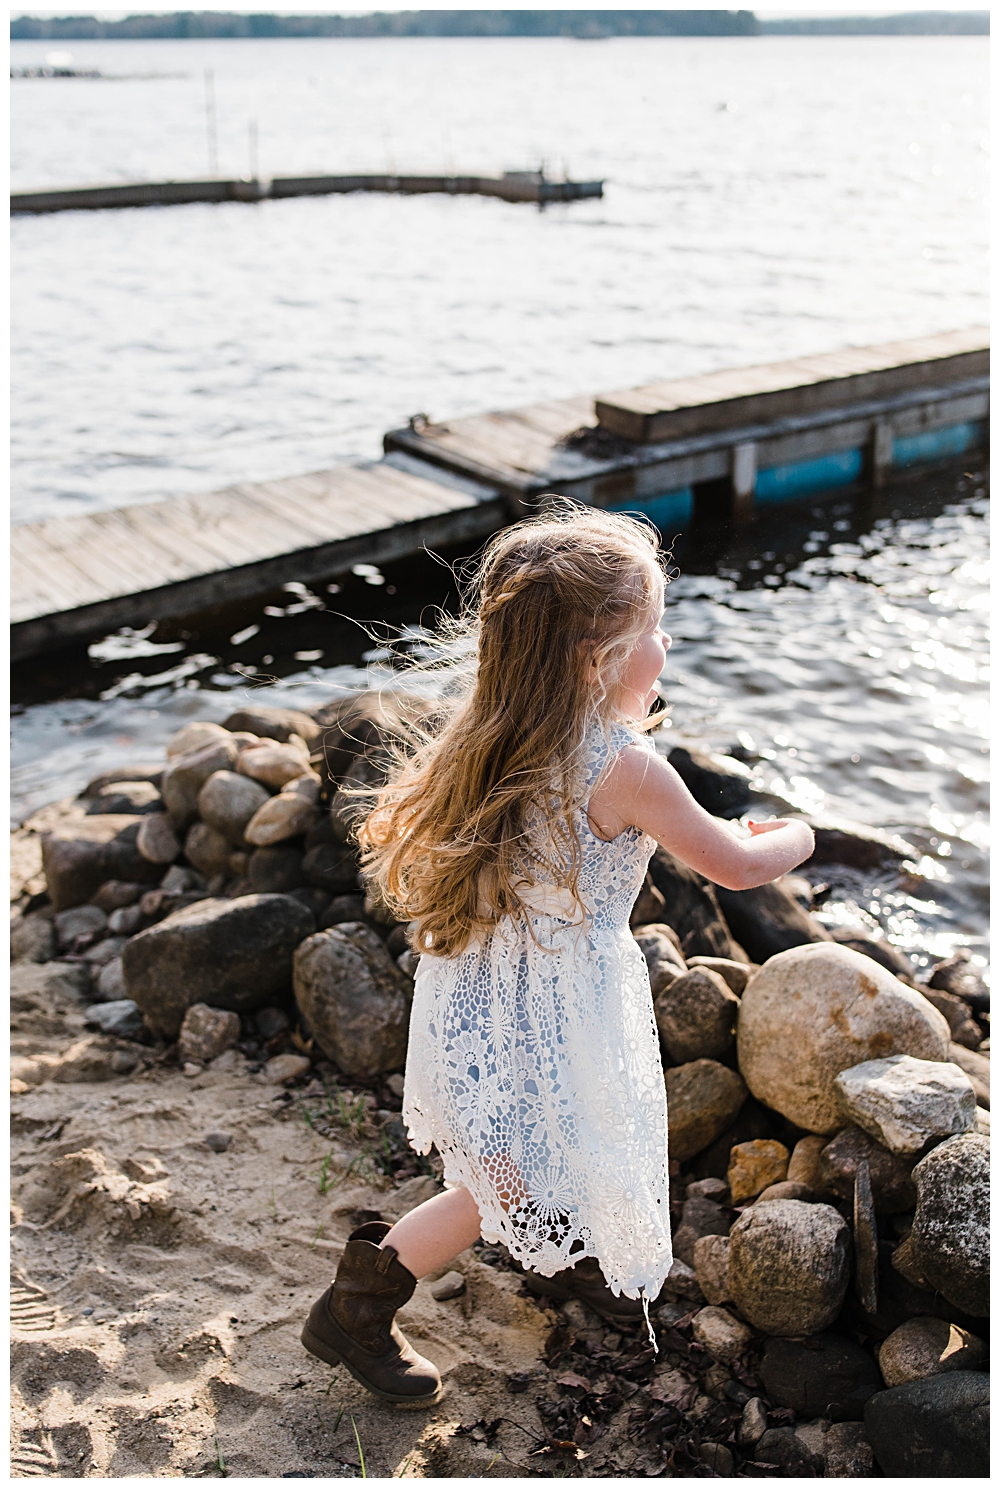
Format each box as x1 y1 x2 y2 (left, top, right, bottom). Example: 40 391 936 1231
301 505 815 1407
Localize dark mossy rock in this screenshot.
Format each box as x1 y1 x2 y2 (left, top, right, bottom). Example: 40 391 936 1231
41 816 163 911
122 893 315 1039
715 879 830 965
759 1333 882 1421
645 847 748 963
864 1371 989 1477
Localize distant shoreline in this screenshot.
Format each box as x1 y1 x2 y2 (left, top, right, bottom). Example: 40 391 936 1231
9 10 990 43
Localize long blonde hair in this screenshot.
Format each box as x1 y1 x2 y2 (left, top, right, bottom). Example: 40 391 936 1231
359 503 667 956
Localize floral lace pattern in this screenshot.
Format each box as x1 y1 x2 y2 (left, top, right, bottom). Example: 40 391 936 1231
403 722 673 1300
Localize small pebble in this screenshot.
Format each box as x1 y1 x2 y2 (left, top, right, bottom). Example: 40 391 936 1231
385 1072 405 1098
429 1270 466 1301
264 1053 311 1084
81 1307 94 1316
110 1050 139 1074
603 1331 622 1351
182 1062 202 1078
205 1131 232 1153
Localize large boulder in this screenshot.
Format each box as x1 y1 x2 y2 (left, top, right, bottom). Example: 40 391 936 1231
758 1332 882 1421
302 843 361 894
878 1316 987 1388
737 943 951 1133
863 1371 989 1478
654 966 739 1063
667 746 753 818
715 880 831 965
907 1132 989 1316
834 1055 976 1155
247 846 308 894
41 816 161 910
664 1059 748 1163
293 922 411 1080
122 894 315 1038
819 1126 917 1213
727 1199 851 1336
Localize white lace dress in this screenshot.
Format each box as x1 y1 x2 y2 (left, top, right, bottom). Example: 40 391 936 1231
402 721 673 1301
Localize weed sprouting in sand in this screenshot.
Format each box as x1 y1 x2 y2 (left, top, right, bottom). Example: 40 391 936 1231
350 1415 367 1478
214 1435 227 1476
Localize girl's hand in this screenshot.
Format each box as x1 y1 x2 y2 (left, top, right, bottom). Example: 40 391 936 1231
746 818 794 835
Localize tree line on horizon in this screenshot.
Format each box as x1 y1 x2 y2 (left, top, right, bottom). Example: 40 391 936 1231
9 9 989 42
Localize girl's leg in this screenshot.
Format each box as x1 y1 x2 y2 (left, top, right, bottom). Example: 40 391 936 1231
381 1185 483 1279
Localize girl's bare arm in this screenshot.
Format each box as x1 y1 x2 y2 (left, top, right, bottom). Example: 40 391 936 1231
588 745 815 892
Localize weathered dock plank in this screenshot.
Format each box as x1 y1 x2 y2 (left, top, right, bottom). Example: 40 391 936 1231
594 327 988 442
10 172 603 216
11 461 507 660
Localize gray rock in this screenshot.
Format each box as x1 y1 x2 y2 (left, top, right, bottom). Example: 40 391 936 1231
685 956 753 995
691 1306 753 1365
754 1428 824 1474
808 819 916 872
83 764 163 797
687 1177 729 1201
693 1235 732 1306
793 1419 876 1477
178 1003 242 1063
928 950 990 1013
264 1053 312 1083
878 1316 987 1389
920 986 982 1050
302 843 362 894
166 720 232 758
293 922 411 1080
716 878 831 965
697 1442 733 1475
84 1000 145 1040
853 1157 878 1315
628 872 667 929
665 1059 748 1163
660 1257 704 1303
672 1194 731 1267
655 966 740 1063
55 903 108 948
760 1332 882 1422
86 780 163 815
737 943 951 1134
237 738 312 788
736 1396 768 1449
122 893 316 1038
728 1199 851 1337
429 1270 466 1301
255 1006 291 1039
161 863 206 894
319 893 367 928
908 1132 989 1315
90 879 144 911
834 1055 976 1155
819 1125 917 1214
96 958 127 1002
863 1371 989 1477
42 815 161 910
198 771 272 844
829 927 919 983
633 924 686 995
205 1131 232 1152
945 1041 990 1108
184 821 233 878
83 935 128 966
136 812 182 865
223 706 321 746
161 738 240 828
10 913 56 964
246 845 308 894
107 904 143 936
755 1180 817 1204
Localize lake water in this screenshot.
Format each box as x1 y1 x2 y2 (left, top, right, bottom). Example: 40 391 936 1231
10 34 988 522
9 35 990 976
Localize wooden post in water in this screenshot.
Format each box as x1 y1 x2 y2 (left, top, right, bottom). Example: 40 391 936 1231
731 441 757 524
204 69 219 176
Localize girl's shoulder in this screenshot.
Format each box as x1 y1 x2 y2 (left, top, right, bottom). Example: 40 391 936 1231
582 718 653 789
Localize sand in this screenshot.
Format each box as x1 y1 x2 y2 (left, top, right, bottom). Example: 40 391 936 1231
10 816 691 1479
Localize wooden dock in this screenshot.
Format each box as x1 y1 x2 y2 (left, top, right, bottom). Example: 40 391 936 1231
9 327 988 662
10 171 603 215
10 459 507 660
384 327 989 519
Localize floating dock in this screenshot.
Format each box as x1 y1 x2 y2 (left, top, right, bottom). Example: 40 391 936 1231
10 171 603 215
9 326 988 662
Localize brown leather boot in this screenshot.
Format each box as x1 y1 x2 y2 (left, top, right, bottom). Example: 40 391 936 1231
515 1255 661 1322
301 1221 442 1408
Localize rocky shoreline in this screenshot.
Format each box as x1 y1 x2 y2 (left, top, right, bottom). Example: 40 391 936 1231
10 693 990 1478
